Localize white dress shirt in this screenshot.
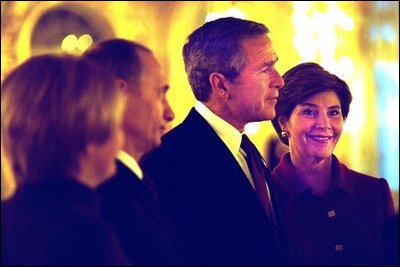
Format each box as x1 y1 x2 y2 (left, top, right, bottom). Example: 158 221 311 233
117 150 143 180
195 101 255 188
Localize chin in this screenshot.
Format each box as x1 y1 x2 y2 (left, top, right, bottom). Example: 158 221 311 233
154 138 162 148
311 152 332 161
264 111 275 120
104 166 116 179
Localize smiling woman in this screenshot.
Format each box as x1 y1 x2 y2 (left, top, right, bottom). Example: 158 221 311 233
270 62 396 266
282 91 344 167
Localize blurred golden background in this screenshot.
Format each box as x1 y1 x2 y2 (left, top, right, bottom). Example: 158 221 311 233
1 1 398 209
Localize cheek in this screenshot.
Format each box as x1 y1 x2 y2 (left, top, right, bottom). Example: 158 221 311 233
287 122 310 146
333 120 344 133
292 129 307 145
287 119 308 135
239 92 256 109
150 101 165 122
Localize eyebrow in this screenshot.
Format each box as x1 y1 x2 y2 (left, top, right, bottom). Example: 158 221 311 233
257 57 279 73
300 103 341 109
262 57 279 68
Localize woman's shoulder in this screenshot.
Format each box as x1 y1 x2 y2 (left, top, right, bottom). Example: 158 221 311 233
334 155 388 185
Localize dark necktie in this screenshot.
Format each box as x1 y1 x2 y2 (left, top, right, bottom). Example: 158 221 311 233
240 134 274 221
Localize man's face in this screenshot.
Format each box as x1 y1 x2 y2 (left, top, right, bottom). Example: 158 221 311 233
225 35 284 128
122 50 174 158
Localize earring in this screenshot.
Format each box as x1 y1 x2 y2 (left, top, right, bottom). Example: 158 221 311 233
281 131 290 138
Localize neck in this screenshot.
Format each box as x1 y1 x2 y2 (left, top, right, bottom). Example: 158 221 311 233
205 102 245 133
290 151 333 197
76 165 100 189
123 138 143 162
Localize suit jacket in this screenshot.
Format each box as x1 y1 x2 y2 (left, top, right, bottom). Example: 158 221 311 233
97 160 184 266
379 213 399 265
271 153 396 265
1 179 129 266
141 108 285 266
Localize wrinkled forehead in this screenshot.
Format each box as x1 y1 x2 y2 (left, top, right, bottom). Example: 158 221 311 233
241 35 277 63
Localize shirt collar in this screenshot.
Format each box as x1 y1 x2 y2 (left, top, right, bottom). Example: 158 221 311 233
273 153 309 200
273 153 353 200
195 101 242 156
332 155 353 195
117 150 143 180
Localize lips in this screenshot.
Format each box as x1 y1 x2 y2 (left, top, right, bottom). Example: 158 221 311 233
308 135 333 141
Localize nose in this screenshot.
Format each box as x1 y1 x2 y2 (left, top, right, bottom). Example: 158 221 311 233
270 68 284 90
164 100 175 122
316 112 332 130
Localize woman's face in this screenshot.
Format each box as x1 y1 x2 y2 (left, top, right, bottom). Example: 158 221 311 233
282 91 344 163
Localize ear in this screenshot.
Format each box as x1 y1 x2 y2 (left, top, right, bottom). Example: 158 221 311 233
278 116 288 131
115 78 130 93
209 72 230 99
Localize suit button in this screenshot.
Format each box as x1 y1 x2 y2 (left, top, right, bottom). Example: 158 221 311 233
335 244 344 251
327 210 336 217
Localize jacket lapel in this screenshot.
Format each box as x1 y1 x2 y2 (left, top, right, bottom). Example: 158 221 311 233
115 161 176 237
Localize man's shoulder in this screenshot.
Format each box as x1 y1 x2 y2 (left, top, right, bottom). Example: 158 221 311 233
98 166 139 196
142 125 198 168
154 109 211 150
141 108 229 172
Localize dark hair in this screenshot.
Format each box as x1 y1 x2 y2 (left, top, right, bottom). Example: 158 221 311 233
83 38 151 90
271 62 353 146
183 17 269 101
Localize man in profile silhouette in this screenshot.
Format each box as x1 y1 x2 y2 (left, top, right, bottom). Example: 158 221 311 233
83 39 183 266
141 17 286 265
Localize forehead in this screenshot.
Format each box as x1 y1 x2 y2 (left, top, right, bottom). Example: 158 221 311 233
137 50 160 73
138 50 168 91
300 91 341 106
137 50 166 82
241 35 277 64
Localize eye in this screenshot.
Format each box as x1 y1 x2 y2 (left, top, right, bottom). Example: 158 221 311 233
328 109 341 116
302 109 316 116
260 64 275 74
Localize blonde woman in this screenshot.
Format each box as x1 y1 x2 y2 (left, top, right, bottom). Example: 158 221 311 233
1 54 129 266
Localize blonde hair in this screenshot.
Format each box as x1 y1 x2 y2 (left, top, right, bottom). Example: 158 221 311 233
1 54 124 185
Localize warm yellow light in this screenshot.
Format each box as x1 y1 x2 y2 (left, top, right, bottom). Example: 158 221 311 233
292 1 353 66
293 1 310 13
77 34 93 52
293 32 317 60
337 56 354 78
226 7 245 19
245 122 260 135
205 6 245 22
328 6 354 31
61 34 77 52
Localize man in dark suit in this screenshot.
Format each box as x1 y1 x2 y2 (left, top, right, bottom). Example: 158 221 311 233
83 39 183 266
141 17 286 265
